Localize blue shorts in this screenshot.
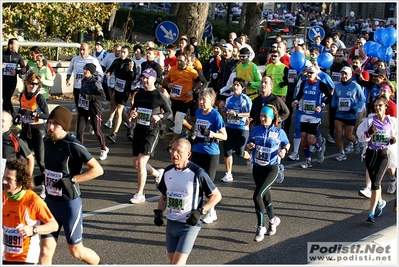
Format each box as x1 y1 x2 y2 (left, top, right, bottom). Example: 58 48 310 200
42 197 83 245
166 219 201 256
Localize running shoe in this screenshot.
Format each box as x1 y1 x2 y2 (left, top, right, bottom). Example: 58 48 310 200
254 226 267 242
123 122 130 128
266 216 281 236
104 119 113 129
155 169 164 187
127 125 134 142
288 152 300 161
358 187 371 198
276 164 284 184
335 153 347 161
129 193 146 204
387 179 397 194
354 141 361 154
211 209 217 221
99 146 109 161
375 200 386 217
39 185 46 199
246 160 253 170
309 145 316 153
169 126 175 132
221 173 233 182
300 159 312 169
202 211 214 224
107 133 117 143
326 134 335 144
345 142 354 152
89 125 95 135
316 138 326 164
366 211 375 223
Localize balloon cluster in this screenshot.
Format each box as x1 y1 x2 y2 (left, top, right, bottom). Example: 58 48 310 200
363 27 396 61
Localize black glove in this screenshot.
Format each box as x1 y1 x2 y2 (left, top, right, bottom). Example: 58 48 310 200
33 173 45 186
186 210 201 226
83 94 90 100
199 125 210 137
349 108 357 114
13 114 21 125
390 136 396 145
278 82 285 88
153 209 164 226
54 177 73 188
367 125 377 136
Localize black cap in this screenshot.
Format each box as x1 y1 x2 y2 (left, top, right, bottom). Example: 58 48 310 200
370 68 386 76
95 40 104 47
84 63 96 75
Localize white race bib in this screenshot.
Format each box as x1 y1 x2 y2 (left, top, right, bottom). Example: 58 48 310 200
254 145 271 166
170 84 183 98
3 226 23 254
3 63 16 76
45 169 63 197
338 97 351 111
115 78 126 92
78 95 90 110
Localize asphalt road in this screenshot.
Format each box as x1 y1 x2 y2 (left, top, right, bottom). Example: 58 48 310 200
30 102 397 266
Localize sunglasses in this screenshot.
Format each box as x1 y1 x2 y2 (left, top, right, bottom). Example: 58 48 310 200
239 55 248 58
335 55 344 57
270 55 278 58
374 104 385 108
31 82 39 86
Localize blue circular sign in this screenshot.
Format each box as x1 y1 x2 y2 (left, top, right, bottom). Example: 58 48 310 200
308 26 325 42
156 21 179 45
203 21 213 38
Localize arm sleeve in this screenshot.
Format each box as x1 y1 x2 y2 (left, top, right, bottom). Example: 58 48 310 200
319 82 332 105
250 65 262 89
160 93 173 120
36 95 49 120
41 68 54 87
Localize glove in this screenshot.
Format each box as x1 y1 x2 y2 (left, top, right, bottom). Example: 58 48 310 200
33 173 45 186
13 114 21 125
278 82 285 88
367 125 377 136
186 210 201 226
199 125 210 137
390 136 396 145
153 209 164 226
349 108 357 114
54 177 73 188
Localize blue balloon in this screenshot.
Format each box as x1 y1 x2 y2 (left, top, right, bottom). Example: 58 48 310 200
317 52 334 69
374 28 385 44
381 27 397 47
369 43 382 58
363 41 375 55
377 46 393 61
290 52 306 72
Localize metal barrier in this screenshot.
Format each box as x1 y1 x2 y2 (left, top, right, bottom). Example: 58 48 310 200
2 41 80 60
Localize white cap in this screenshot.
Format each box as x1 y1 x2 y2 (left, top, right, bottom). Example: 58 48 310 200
223 43 233 51
297 39 305 45
341 66 352 74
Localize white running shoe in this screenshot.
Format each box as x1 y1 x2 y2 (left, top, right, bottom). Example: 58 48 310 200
254 226 267 242
89 125 95 135
300 159 312 169
316 138 326 164
335 153 347 161
354 141 361 154
326 134 335 144
358 187 371 198
39 185 46 199
288 152 300 161
99 146 109 161
387 179 397 194
345 142 354 152
129 193 146 204
202 211 214 224
266 216 281 236
276 164 284 184
220 173 233 182
104 120 113 129
309 145 316 153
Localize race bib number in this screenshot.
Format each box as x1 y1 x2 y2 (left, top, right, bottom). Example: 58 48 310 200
170 84 183 98
75 71 84 83
136 107 152 126
332 72 341 84
288 69 297 83
3 63 16 76
338 97 351 111
3 226 23 254
194 119 211 138
303 100 316 114
45 169 63 197
372 130 389 146
227 110 240 125
78 95 90 110
254 145 271 166
115 78 126 92
167 191 187 214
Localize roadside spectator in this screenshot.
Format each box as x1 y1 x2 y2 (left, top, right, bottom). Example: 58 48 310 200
32 54 54 100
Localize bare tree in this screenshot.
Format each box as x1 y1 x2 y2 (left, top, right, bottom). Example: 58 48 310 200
243 3 263 63
239 3 247 28
175 3 210 42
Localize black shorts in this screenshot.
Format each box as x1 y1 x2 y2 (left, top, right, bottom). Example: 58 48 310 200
171 98 192 115
300 121 320 135
132 127 159 157
114 90 129 105
223 127 249 157
335 117 356 126
73 88 80 107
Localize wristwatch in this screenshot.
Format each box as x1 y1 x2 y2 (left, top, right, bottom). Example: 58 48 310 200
71 177 77 184
198 207 208 215
32 226 38 235
158 114 164 120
